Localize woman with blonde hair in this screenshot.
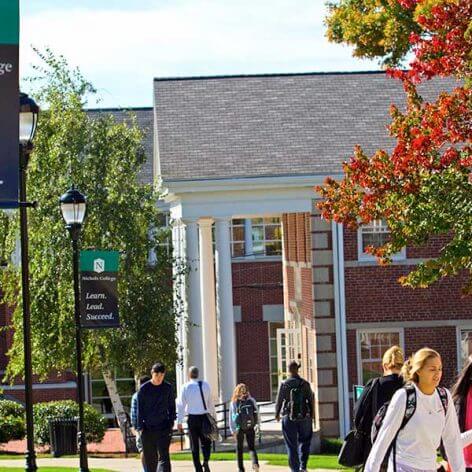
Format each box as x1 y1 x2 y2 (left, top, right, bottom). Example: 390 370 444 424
230 383 260 472
365 348 465 472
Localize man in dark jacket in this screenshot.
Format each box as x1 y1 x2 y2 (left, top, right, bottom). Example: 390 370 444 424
137 362 176 472
275 361 314 472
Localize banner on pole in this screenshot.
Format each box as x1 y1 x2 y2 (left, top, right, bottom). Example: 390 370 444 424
0 0 19 207
80 250 120 329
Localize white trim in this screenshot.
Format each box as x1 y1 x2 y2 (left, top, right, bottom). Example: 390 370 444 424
162 173 343 196
348 319 471 329
345 258 429 268
1 382 77 390
456 324 472 373
356 328 405 385
332 222 349 437
357 221 406 262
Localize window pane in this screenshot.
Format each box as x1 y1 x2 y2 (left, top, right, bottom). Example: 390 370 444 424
116 380 136 397
232 218 245 226
461 330 472 369
252 227 264 242
265 241 282 256
253 241 264 255
362 232 389 252
252 218 263 225
232 226 245 242
232 242 245 257
265 225 281 241
359 331 400 384
264 217 280 224
91 381 107 398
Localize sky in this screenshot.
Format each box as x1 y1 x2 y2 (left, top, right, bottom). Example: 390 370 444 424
20 0 380 108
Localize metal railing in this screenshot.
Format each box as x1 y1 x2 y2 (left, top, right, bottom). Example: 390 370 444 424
124 400 277 455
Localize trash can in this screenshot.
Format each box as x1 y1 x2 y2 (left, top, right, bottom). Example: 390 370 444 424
48 418 78 457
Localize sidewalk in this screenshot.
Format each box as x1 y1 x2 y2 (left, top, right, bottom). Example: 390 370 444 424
0 457 338 471
0 457 304 471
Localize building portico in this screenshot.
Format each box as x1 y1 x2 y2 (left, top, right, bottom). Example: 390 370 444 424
166 176 316 402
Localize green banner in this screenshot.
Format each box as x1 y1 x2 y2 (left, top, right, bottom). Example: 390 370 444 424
80 250 119 273
80 250 120 329
0 0 19 44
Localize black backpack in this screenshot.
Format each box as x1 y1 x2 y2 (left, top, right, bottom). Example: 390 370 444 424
288 379 310 421
236 398 256 431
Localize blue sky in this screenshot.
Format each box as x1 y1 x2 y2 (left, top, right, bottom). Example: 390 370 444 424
20 0 380 108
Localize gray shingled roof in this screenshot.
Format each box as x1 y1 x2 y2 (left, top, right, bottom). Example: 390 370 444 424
153 72 457 182
86 107 154 185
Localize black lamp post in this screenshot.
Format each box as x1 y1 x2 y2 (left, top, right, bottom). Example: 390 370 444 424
59 187 89 472
19 92 39 472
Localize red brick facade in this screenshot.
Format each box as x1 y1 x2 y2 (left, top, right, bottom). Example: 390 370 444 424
232 260 283 401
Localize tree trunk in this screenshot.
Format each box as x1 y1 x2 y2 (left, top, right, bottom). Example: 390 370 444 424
102 368 129 445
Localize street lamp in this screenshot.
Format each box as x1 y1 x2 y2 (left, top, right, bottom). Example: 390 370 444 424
60 187 89 472
19 92 39 472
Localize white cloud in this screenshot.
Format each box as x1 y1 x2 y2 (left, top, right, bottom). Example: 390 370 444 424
20 0 379 107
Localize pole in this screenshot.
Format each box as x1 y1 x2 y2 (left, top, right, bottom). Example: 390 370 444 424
71 233 89 472
19 144 37 472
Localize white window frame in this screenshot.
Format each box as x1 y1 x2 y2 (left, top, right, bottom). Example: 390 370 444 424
456 325 472 373
357 219 406 262
356 328 405 385
230 218 246 258
230 217 282 259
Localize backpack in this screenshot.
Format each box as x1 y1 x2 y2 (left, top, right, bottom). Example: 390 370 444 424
235 398 257 432
288 379 310 421
371 384 448 469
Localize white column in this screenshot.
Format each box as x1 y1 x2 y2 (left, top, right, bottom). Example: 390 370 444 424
198 218 219 401
184 219 204 374
215 217 237 402
244 218 253 257
172 222 187 393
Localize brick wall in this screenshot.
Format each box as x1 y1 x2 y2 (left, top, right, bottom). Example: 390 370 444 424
232 260 283 401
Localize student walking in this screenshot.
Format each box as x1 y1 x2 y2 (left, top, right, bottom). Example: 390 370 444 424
451 356 472 471
176 366 215 472
350 346 405 465
137 363 175 472
365 348 465 472
131 375 151 472
229 383 260 472
275 361 314 472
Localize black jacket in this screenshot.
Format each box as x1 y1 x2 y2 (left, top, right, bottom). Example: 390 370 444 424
137 380 176 432
275 374 314 419
354 374 404 433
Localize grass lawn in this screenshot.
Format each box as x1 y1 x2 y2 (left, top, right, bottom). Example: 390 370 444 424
172 452 351 469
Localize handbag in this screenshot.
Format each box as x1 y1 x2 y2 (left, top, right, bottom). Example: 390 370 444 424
198 381 220 442
338 429 369 467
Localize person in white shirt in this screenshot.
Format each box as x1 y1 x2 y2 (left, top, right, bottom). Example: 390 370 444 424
365 347 465 472
176 366 215 472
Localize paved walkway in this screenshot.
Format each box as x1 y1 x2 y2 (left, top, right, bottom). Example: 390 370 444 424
0 457 303 471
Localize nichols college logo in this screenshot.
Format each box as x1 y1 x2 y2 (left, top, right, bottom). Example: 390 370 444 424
93 258 105 273
0 62 14 76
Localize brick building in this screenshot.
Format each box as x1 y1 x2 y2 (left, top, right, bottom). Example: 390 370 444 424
2 71 470 438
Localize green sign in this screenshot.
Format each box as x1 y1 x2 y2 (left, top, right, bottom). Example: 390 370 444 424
0 0 19 208
80 250 120 329
353 385 364 403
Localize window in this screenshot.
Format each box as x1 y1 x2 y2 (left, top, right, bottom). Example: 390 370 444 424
149 212 171 264
231 218 245 257
230 217 282 259
458 328 472 370
252 217 282 256
357 329 404 385
357 219 405 261
89 368 135 426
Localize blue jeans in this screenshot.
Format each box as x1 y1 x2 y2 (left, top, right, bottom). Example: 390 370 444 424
282 416 313 471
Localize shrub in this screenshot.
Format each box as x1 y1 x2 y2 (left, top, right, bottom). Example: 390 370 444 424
33 400 107 445
320 437 343 454
0 399 26 443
